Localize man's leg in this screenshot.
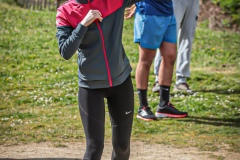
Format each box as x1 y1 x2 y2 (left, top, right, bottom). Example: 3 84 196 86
155 42 188 118
136 46 156 89
152 49 162 93
158 42 176 87
136 45 157 121
173 0 199 92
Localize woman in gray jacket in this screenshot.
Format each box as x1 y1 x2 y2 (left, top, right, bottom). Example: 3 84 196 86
56 0 141 159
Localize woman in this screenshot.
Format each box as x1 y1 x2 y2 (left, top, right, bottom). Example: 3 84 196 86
56 0 141 159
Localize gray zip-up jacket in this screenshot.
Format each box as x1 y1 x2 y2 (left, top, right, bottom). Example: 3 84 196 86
56 0 140 89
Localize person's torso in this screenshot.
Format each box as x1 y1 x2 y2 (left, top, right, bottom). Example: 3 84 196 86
56 0 133 88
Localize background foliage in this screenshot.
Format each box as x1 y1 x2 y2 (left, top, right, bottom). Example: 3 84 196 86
211 0 240 25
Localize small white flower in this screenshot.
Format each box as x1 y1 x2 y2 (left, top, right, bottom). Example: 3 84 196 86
10 123 15 127
1 117 9 121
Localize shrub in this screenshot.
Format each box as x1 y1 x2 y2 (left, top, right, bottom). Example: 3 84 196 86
211 0 240 25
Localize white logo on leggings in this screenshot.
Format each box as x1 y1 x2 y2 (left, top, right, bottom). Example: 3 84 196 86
125 111 132 114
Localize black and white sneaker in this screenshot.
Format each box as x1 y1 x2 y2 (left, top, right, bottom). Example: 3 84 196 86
155 102 188 118
137 107 157 121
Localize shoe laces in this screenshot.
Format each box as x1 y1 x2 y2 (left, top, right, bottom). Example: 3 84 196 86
143 106 154 114
168 102 175 108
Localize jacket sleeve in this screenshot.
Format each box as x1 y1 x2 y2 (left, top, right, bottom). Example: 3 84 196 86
56 10 88 60
56 24 87 60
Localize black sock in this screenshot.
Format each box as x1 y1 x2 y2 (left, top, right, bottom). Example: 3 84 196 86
159 85 170 107
137 89 148 110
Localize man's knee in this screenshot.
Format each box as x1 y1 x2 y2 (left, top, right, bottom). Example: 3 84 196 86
162 52 176 64
139 58 153 69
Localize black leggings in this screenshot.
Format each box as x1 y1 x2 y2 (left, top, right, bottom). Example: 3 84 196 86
78 76 134 160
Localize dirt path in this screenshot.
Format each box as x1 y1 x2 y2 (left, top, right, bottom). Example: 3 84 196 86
0 141 239 160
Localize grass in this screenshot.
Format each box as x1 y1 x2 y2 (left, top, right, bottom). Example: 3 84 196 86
0 2 240 154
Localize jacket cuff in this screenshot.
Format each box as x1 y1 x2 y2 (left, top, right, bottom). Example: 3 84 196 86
73 23 88 36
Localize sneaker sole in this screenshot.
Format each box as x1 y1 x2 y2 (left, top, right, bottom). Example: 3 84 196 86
173 88 193 94
152 88 160 93
155 112 188 118
136 115 156 121
155 114 168 118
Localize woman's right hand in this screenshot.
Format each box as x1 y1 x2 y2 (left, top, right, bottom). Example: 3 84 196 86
81 10 103 26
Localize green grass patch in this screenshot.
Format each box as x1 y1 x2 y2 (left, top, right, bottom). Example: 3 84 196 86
0 3 240 153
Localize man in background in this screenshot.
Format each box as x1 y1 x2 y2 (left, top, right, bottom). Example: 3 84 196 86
152 0 200 94
125 0 188 121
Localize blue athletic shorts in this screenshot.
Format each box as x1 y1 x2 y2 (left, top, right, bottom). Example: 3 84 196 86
134 12 177 49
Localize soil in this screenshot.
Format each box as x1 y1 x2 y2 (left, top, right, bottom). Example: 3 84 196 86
0 141 240 160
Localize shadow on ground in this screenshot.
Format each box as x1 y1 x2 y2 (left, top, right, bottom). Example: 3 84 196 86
170 88 240 96
195 88 240 95
179 116 240 127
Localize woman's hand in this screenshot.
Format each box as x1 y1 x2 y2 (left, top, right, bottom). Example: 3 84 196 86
81 10 103 26
124 4 136 19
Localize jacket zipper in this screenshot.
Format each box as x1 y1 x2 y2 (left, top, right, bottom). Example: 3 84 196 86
88 0 112 87
96 22 113 87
